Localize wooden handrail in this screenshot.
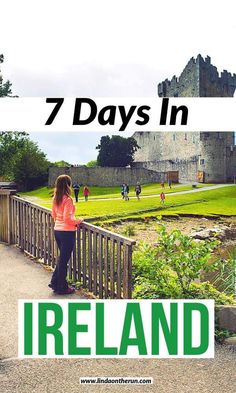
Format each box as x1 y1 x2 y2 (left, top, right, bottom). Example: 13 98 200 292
0 191 135 298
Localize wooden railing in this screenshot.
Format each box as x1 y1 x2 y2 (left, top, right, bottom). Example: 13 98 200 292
0 189 14 244
0 190 135 298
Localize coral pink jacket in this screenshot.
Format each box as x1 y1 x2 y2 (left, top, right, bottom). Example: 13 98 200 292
52 196 81 231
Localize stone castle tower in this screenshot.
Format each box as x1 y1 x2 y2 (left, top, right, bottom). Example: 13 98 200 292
133 55 236 182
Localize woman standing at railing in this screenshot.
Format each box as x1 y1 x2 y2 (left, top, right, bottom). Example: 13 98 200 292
49 175 83 295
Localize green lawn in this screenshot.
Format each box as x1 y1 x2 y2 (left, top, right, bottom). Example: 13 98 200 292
20 184 236 222
21 182 211 201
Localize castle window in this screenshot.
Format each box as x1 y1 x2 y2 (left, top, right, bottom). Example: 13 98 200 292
154 136 155 140
200 159 205 165
173 134 176 141
185 133 187 140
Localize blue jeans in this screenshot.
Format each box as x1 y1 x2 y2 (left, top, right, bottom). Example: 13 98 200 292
50 231 75 293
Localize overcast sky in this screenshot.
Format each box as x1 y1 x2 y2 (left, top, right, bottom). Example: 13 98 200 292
1 0 236 164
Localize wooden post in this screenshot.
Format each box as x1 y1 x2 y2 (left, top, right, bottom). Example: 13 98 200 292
117 241 122 299
0 189 16 244
123 244 132 299
104 236 109 298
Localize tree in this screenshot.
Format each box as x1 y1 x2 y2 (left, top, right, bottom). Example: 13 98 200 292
13 140 50 190
0 55 49 190
0 132 29 179
86 160 97 167
53 160 71 167
0 132 50 190
0 56 23 179
0 54 12 97
96 135 139 167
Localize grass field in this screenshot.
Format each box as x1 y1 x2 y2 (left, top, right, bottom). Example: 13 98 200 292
20 183 236 222
21 183 211 201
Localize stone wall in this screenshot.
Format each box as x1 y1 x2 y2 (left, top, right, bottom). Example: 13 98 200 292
216 306 236 333
48 166 167 187
198 133 235 183
133 132 200 162
158 54 236 98
134 55 236 183
158 56 200 97
132 158 198 183
199 56 236 97
227 145 236 181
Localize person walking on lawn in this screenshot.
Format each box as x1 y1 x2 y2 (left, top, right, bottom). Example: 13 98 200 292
135 182 142 200
121 183 125 199
160 191 165 204
49 175 83 295
72 182 80 202
124 183 129 201
83 185 90 201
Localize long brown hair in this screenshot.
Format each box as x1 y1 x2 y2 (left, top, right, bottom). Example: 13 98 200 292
54 175 72 205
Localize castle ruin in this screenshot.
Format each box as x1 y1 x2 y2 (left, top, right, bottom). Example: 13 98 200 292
133 55 236 183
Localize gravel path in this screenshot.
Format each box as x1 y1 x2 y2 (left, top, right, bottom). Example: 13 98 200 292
1 244 236 393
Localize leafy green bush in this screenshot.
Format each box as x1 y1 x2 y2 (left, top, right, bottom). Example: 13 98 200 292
183 282 235 304
214 328 236 343
132 226 234 304
123 224 136 237
211 246 236 296
86 160 97 167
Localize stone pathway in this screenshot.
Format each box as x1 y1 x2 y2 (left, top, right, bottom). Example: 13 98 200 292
1 244 236 393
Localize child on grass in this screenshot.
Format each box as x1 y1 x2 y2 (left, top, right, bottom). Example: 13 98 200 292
83 186 90 201
160 192 165 204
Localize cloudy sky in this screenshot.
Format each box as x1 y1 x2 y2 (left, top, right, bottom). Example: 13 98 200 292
1 0 236 163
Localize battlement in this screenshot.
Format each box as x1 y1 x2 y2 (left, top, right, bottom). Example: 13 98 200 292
134 56 236 183
158 54 236 97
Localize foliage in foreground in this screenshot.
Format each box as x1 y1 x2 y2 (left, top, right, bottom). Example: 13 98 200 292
132 226 235 304
212 246 236 296
214 328 236 343
122 224 136 237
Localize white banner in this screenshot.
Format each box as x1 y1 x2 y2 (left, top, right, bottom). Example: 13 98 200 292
0 97 235 132
18 299 214 358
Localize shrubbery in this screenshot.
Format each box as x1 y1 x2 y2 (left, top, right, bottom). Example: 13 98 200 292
0 56 50 191
123 224 136 237
0 132 50 191
132 226 235 304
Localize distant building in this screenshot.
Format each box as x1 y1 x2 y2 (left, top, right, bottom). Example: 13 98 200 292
133 55 236 183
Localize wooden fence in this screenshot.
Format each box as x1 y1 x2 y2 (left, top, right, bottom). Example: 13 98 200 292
0 190 136 298
0 189 13 243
